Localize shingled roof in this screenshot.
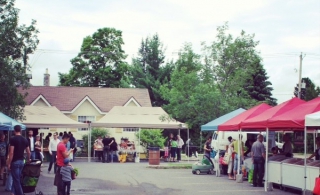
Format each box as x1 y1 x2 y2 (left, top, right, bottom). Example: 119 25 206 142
19 86 151 112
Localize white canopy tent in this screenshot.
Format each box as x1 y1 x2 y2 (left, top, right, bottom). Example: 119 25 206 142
22 106 87 128
304 111 320 194
93 106 188 162
93 106 187 129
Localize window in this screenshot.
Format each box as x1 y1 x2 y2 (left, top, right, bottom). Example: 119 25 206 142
123 128 139 132
78 116 95 131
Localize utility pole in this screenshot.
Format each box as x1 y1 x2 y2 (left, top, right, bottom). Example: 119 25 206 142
298 52 303 99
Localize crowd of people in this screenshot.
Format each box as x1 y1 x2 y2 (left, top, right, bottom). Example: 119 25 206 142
0 127 76 195
165 133 184 162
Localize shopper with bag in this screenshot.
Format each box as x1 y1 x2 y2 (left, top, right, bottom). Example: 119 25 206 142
224 136 234 180
251 134 266 187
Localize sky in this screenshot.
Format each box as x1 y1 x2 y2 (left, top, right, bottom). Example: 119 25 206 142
15 0 320 104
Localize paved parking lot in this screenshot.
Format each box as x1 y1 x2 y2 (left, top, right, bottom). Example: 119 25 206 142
1 161 303 195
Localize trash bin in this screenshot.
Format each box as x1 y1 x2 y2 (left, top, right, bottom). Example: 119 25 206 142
148 147 160 165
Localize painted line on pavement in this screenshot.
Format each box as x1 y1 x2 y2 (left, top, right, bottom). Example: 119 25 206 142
183 182 230 185
199 189 264 193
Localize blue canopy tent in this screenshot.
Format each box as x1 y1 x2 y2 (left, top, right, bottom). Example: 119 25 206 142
201 108 246 131
0 112 26 131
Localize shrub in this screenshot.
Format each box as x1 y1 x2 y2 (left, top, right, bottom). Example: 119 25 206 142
136 129 165 152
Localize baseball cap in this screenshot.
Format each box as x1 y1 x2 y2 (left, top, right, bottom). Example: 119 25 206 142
63 158 70 165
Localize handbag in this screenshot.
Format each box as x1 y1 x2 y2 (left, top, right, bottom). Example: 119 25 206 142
71 170 76 180
313 167 320 195
222 153 231 165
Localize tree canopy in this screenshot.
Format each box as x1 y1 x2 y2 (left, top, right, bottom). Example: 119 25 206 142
59 28 130 87
294 77 320 101
0 0 39 120
129 34 173 106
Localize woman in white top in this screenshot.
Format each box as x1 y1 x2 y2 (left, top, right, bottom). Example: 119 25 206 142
226 136 234 180
176 135 184 162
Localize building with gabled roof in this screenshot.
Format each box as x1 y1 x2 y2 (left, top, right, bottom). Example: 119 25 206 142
18 86 152 140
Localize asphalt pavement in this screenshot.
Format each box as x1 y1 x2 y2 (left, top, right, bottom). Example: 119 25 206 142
1 160 304 195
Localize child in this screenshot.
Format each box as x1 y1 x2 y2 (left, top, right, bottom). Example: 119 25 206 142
60 158 73 195
170 137 178 162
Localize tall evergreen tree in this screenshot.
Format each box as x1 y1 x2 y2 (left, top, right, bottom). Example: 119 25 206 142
130 34 173 106
245 61 277 106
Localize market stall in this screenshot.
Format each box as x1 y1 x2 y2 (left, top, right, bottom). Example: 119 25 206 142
305 111 320 192
92 106 187 163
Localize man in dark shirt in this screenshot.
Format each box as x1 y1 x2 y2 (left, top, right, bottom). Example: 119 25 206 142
8 125 31 195
251 134 266 187
203 136 212 158
102 135 113 163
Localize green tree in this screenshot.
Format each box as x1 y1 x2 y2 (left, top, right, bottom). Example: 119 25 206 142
0 0 39 120
129 34 173 106
294 77 320 101
59 28 129 87
202 23 275 108
160 44 224 146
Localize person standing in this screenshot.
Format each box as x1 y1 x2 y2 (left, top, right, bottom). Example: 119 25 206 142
176 135 184 162
48 132 60 173
203 136 212 158
166 133 173 160
27 130 36 160
308 137 320 160
281 134 293 157
34 135 42 161
60 158 74 195
45 133 52 142
68 133 76 162
170 137 178 162
226 136 234 180
251 134 266 187
54 134 74 195
109 137 118 163
7 125 31 195
102 135 113 163
94 136 104 162
230 135 244 179
0 133 7 180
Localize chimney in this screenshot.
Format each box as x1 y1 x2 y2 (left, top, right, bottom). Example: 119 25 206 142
44 68 50 86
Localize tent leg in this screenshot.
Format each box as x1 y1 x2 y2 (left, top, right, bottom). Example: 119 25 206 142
314 130 316 153
303 127 307 195
138 128 141 163
88 123 91 163
265 128 269 192
237 129 241 176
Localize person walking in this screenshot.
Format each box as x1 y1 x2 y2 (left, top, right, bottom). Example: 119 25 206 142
251 134 266 187
203 136 212 158
27 129 36 160
48 132 60 173
176 135 184 162
54 134 74 195
7 125 31 195
60 158 74 195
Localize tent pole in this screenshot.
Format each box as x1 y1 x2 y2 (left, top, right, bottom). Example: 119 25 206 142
88 123 91 163
303 126 307 195
138 128 141 162
238 129 241 176
265 128 269 192
314 130 316 153
187 128 189 163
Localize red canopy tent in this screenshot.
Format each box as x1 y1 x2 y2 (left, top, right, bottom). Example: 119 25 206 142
240 98 305 129
218 103 272 131
267 97 320 129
